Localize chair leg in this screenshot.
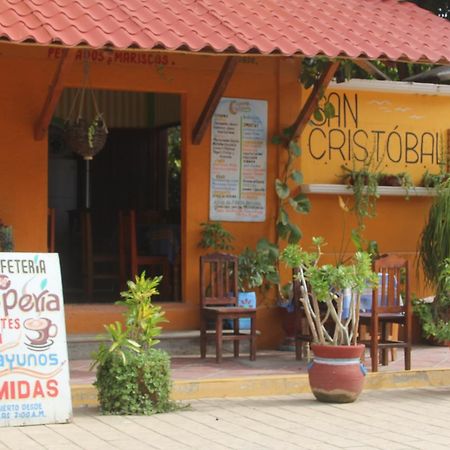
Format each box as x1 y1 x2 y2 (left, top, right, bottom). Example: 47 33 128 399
200 316 207 358
215 318 223 363
295 338 302 361
250 315 256 361
361 344 366 363
381 322 389 366
371 319 379 373
390 323 399 362
233 318 239 358
405 345 411 370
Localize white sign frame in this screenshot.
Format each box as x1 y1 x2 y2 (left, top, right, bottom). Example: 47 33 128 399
210 97 268 222
0 253 72 427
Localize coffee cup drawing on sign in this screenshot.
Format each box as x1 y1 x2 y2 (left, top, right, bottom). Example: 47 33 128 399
24 317 58 349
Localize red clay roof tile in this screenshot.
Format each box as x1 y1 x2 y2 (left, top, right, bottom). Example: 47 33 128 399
1 0 450 63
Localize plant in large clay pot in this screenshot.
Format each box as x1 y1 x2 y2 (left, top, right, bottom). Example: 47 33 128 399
280 237 378 403
416 180 450 344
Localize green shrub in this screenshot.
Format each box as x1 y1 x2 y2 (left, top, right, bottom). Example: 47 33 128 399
95 348 173 415
92 272 177 415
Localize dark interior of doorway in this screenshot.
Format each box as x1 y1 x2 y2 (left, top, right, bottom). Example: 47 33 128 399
48 90 182 303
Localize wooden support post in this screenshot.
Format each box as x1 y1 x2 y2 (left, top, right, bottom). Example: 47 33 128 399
34 48 74 141
286 61 340 143
354 60 391 81
192 56 238 145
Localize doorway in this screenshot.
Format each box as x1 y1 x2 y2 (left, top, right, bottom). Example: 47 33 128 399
48 89 182 303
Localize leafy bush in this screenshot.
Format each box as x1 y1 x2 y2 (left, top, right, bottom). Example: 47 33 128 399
238 241 279 292
95 349 173 415
417 181 450 341
92 273 176 415
198 221 234 251
280 237 378 346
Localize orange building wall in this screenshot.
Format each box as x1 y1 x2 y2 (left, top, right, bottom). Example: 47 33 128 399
0 44 300 347
0 43 437 346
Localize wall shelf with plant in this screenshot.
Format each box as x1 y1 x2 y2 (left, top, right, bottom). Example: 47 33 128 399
300 184 436 197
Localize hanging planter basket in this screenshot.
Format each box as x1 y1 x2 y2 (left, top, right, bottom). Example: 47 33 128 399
64 56 109 160
65 115 108 160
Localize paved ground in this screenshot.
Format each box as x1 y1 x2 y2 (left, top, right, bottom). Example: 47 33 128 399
1 387 449 449
70 346 450 384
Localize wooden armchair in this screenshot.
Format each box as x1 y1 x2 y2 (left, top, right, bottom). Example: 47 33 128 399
200 253 257 363
359 254 412 372
122 209 172 299
80 209 124 300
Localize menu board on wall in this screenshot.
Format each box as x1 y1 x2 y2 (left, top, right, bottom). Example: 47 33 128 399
210 98 268 222
0 253 72 427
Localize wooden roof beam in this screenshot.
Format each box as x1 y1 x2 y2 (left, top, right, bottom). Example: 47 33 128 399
192 56 238 145
286 60 340 144
354 60 391 80
34 48 75 141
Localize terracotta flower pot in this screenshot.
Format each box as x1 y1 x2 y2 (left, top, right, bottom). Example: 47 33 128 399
380 175 401 186
308 344 366 403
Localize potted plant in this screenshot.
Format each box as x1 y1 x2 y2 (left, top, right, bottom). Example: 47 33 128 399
280 237 378 403
237 243 280 328
421 170 450 188
198 221 234 252
65 113 108 160
416 180 450 344
92 273 176 414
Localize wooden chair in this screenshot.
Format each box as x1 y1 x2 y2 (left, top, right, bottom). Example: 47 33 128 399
200 253 257 363
359 254 412 372
124 210 172 299
48 208 56 252
80 210 124 300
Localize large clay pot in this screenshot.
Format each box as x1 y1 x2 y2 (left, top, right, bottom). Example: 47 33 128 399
308 344 366 403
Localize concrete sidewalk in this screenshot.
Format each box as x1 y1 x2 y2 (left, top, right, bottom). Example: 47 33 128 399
1 387 450 449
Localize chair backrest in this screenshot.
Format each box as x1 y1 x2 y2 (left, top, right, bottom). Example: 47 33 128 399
373 254 409 314
200 253 238 307
127 209 167 257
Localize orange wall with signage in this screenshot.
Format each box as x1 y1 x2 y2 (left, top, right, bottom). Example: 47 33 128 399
0 43 439 346
0 43 302 347
298 82 443 301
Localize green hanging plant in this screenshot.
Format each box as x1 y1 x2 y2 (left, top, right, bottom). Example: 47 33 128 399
416 180 450 342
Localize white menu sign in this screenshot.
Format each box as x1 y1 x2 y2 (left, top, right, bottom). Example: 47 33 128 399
210 98 267 222
0 253 72 427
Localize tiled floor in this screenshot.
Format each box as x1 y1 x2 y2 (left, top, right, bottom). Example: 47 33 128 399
69 345 450 385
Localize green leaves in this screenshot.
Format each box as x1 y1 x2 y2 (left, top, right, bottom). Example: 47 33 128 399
323 101 335 119
238 241 280 291
94 348 176 415
279 208 289 225
272 135 311 245
198 222 234 251
288 141 301 157
271 134 283 145
289 194 311 214
92 272 167 370
92 272 179 416
287 223 302 244
275 179 290 199
290 170 303 185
